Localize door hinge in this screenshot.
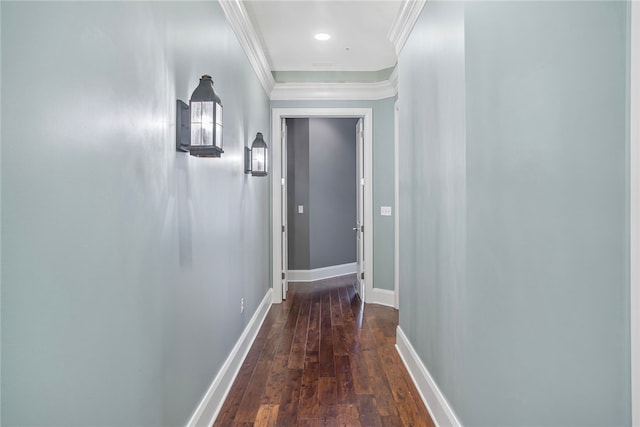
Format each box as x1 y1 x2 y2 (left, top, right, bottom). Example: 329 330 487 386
282 225 285 232
361 272 364 280
282 272 286 280
361 225 364 232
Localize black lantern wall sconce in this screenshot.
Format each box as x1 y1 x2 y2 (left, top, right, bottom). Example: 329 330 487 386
176 75 223 157
244 132 268 177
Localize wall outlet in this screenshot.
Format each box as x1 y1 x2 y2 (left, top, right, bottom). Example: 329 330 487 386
381 206 392 216
298 205 304 214
240 298 244 314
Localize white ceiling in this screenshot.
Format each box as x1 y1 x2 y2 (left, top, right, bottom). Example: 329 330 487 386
244 1 401 72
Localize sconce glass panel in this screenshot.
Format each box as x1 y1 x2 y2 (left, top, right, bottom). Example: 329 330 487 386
215 103 223 149
190 102 202 146
252 146 267 175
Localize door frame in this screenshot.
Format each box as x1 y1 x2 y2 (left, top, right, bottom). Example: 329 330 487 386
631 0 639 424
271 108 374 303
393 100 400 310
393 100 400 309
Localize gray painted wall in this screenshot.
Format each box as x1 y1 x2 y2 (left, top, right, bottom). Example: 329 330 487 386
287 118 311 270
271 99 395 290
287 118 357 270
398 1 630 425
0 4 3 426
309 118 358 269
1 2 270 426
0 4 3 423
398 1 467 417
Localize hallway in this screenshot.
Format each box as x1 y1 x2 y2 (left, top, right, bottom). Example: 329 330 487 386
2 1 637 425
214 276 434 426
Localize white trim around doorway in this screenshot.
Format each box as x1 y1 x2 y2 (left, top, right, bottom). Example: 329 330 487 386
630 1 639 424
271 108 374 304
394 100 400 310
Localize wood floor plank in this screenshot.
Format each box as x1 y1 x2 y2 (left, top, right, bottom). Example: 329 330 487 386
297 362 320 420
362 350 391 396
234 360 272 423
332 323 348 357
335 355 356 404
319 292 336 377
330 289 343 326
350 325 375 354
380 415 404 427
275 368 303 426
260 355 289 405
277 291 303 358
289 298 311 369
350 351 373 395
318 377 338 419
357 395 383 427
370 388 400 418
214 276 434 427
338 286 356 325
336 403 359 421
305 296 321 364
258 308 288 363
254 404 279 427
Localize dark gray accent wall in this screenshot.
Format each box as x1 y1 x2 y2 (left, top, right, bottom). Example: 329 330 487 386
286 118 357 271
309 118 357 269
287 118 310 270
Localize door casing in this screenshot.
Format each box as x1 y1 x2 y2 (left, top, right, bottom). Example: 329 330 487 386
393 101 400 310
271 108 374 303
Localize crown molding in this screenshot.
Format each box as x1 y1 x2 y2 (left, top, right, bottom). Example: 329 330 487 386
389 66 399 93
270 81 397 101
387 0 428 56
218 0 275 96
219 0 401 101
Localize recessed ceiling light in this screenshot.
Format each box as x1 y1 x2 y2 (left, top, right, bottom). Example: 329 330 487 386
314 33 331 41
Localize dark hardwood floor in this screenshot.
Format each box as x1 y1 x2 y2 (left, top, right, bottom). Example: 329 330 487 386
214 275 435 427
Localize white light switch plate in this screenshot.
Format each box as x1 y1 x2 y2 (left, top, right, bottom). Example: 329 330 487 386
298 205 304 214
381 206 392 216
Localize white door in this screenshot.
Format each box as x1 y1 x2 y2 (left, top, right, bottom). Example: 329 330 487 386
355 118 365 300
281 118 289 300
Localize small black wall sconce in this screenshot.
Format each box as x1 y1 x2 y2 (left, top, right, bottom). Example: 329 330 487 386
176 75 223 157
244 132 268 177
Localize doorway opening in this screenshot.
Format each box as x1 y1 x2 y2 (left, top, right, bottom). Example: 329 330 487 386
271 108 373 304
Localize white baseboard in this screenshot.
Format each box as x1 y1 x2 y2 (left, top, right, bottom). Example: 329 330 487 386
186 288 273 427
395 326 462 427
272 285 283 304
288 263 356 282
371 288 396 308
